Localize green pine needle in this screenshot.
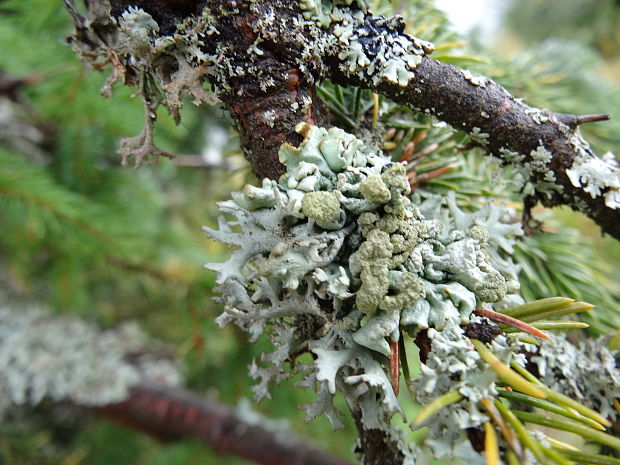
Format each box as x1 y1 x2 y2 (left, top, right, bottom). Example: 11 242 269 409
499 390 605 431
514 410 620 450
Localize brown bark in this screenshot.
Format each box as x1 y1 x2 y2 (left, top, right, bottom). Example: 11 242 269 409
197 1 328 180
326 52 620 239
94 382 354 465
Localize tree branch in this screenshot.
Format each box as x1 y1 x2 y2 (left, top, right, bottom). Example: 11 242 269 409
94 382 354 465
70 0 619 237
61 1 620 464
318 14 620 239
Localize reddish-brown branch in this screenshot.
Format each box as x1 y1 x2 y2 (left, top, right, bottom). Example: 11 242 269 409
473 307 550 340
93 383 354 465
389 340 400 397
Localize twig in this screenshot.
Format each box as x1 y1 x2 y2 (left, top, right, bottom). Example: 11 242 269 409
94 383 355 465
473 307 551 340
555 113 611 129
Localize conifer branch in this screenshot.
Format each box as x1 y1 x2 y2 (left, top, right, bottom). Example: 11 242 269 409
95 383 355 465
320 17 620 240
65 0 620 239
60 2 620 465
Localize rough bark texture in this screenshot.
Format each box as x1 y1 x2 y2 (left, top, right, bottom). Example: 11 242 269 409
95 383 354 465
352 411 405 465
199 1 328 180
326 53 620 238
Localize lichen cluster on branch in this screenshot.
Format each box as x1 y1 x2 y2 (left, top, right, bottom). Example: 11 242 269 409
0 303 181 413
65 0 620 237
207 122 530 462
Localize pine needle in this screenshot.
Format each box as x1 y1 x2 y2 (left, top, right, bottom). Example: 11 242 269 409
494 400 549 465
411 390 462 429
556 449 620 465
543 436 579 451
372 92 379 128
471 339 546 399
484 422 500 465
514 410 620 450
474 307 551 339
509 362 611 428
519 302 595 323
481 398 523 456
499 390 605 430
501 297 574 319
503 321 589 332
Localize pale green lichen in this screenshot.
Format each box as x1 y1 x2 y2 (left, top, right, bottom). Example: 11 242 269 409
207 123 525 462
566 143 620 209
531 335 620 420
360 174 391 203
301 191 342 226
322 8 433 89
470 127 489 146
117 6 159 53
299 0 369 28
352 228 392 314
414 318 524 463
0 304 180 414
462 69 489 87
495 142 564 199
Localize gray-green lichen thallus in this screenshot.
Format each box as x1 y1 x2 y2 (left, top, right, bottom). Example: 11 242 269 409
206 122 527 463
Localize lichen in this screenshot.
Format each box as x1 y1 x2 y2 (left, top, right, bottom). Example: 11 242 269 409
207 123 525 462
359 174 392 203
299 0 369 28
301 191 342 227
413 318 524 462
0 304 181 414
324 11 433 89
566 145 620 209
462 70 489 87
494 141 564 199
469 127 489 146
531 335 620 420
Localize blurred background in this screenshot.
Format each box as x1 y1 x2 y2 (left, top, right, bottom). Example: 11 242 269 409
0 0 619 463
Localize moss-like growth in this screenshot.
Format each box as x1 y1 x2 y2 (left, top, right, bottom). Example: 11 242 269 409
301 191 341 225
359 174 391 203
353 229 393 314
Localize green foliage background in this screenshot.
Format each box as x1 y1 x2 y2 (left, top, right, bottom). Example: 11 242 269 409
0 0 619 463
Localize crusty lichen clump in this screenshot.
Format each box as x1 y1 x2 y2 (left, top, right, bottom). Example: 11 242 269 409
301 191 342 226
206 122 526 462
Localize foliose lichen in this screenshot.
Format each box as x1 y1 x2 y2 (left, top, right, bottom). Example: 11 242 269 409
566 143 620 209
462 69 489 87
413 318 524 463
299 0 369 28
299 2 433 88
206 122 527 462
531 335 620 420
494 141 564 198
